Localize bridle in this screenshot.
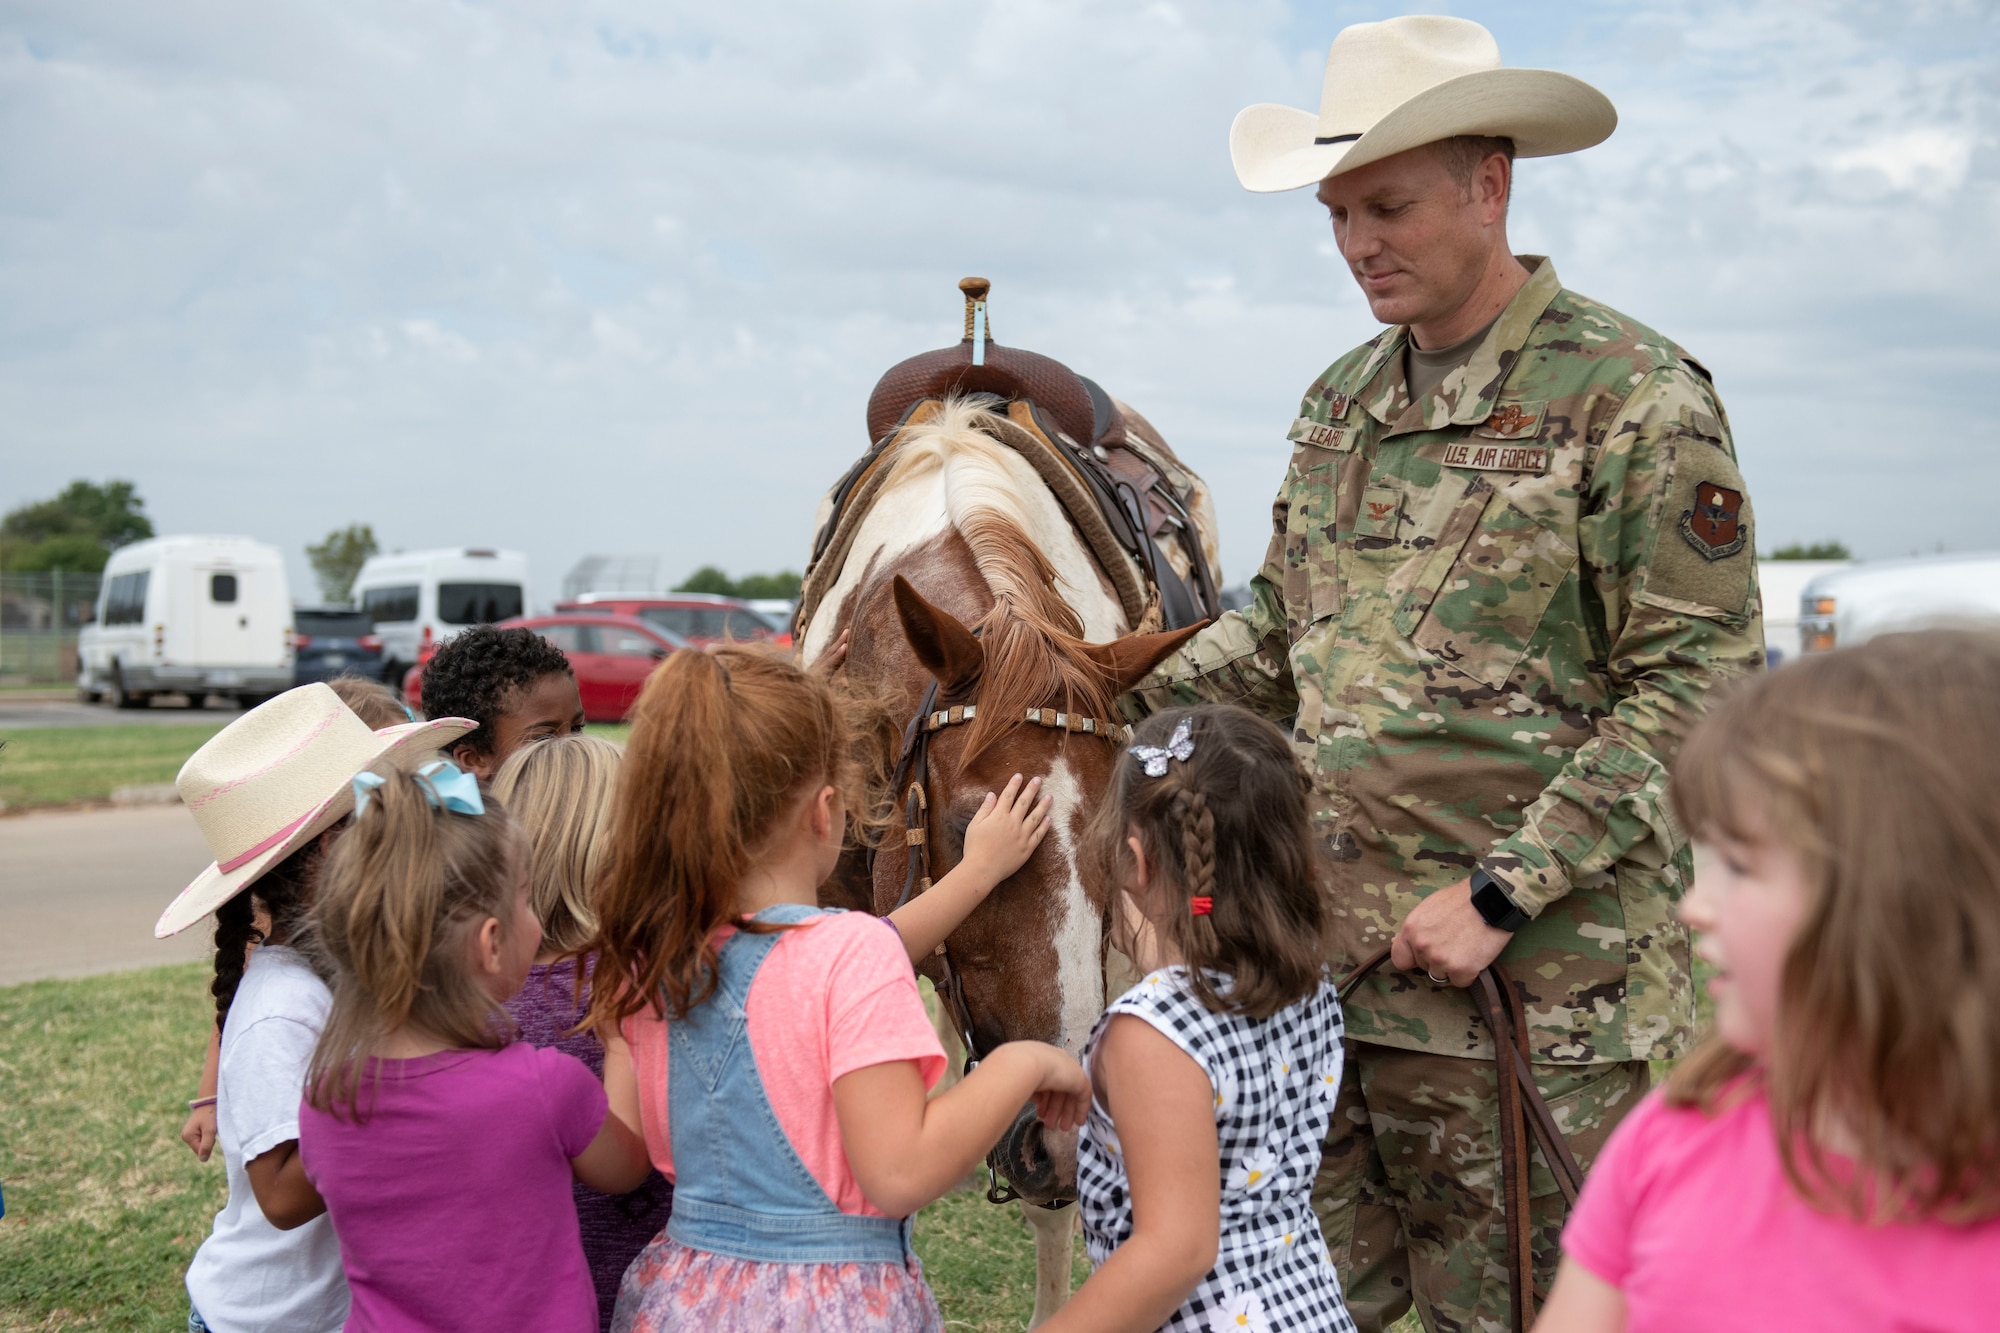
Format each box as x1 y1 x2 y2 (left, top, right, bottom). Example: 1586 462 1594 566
876 665 1127 1207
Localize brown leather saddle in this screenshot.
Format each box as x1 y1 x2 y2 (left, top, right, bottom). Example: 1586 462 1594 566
803 278 1222 634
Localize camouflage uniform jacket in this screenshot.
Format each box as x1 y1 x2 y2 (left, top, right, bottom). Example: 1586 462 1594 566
1129 258 1763 1065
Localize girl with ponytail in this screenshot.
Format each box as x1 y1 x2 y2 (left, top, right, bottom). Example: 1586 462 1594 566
298 765 650 1333
583 644 1085 1333
1050 705 1348 1333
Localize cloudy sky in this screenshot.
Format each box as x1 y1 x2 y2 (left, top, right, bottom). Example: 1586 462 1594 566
4 0 1996 606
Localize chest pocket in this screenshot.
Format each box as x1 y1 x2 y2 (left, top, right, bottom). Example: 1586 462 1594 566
1280 435 1349 629
1394 481 1579 690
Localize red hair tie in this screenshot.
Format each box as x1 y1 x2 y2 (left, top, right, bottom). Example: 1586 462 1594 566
1189 896 1214 916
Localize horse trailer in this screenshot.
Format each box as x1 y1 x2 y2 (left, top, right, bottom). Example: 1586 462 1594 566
351 547 529 684
77 535 294 708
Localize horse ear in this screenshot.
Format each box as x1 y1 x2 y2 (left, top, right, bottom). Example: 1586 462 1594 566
892 575 984 691
1081 621 1207 695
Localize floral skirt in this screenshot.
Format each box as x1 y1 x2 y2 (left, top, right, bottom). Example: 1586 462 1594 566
610 1235 942 1333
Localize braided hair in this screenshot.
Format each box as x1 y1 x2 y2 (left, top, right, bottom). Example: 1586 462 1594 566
208 839 328 1032
1086 705 1328 1019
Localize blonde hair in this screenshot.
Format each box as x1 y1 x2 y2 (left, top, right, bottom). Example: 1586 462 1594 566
1669 628 2000 1223
307 766 527 1119
328 673 413 729
490 734 622 955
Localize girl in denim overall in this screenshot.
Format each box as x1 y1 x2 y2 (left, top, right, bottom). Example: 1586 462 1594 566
582 645 1090 1333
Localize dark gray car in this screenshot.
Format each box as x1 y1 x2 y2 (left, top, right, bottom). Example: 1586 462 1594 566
292 607 387 685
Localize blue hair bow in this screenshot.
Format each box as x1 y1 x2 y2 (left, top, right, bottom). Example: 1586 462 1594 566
352 759 485 817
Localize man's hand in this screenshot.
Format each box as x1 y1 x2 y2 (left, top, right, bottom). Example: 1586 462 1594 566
1390 877 1512 987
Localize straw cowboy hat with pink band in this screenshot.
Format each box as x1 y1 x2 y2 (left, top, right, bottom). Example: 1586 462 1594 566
155 683 475 939
1228 14 1617 193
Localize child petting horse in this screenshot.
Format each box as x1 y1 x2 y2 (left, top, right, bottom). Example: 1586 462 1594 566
1538 630 2000 1332
583 645 1085 1333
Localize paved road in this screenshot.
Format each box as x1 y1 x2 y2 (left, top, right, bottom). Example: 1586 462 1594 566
0 804 215 986
0 696 249 729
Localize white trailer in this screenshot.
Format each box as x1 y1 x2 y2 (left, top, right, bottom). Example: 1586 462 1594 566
77 535 294 708
1755 560 1851 666
351 547 529 682
1799 551 2000 655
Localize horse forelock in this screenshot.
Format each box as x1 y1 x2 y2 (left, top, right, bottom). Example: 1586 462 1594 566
876 400 1119 769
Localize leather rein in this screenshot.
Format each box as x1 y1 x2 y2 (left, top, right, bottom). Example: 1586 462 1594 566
1336 947 1586 1333
877 667 1128 1209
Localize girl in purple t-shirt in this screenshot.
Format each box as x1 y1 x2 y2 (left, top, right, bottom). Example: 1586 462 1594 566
1539 631 2000 1333
492 734 674 1332
298 762 652 1333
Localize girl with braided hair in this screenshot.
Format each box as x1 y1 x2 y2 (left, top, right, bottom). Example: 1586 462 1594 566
1048 705 1353 1333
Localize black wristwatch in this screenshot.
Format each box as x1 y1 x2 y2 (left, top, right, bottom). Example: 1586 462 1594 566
1470 869 1531 933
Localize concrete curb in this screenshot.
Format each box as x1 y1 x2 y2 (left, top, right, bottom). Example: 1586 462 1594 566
110 784 183 807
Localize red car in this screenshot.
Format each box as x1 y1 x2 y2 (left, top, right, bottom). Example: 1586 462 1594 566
555 592 792 649
402 614 686 724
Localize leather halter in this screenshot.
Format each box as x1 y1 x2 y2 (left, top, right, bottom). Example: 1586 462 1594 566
1336 948 1585 1332
881 666 1126 1208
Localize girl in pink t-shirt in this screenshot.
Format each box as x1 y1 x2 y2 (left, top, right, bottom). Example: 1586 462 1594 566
581 645 1090 1333
1539 630 2000 1333
298 762 652 1333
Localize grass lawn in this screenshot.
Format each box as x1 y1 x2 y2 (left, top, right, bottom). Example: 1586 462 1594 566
0 725 226 811
0 962 1092 1332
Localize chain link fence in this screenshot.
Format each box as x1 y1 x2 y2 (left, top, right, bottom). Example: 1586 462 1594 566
1 571 102 686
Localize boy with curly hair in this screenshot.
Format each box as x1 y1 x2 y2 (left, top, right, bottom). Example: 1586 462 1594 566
421 624 584 778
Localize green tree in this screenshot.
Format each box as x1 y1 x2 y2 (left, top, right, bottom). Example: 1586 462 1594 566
672 566 804 599
734 570 803 600
305 524 380 603
674 565 738 596
0 480 153 572
1768 540 1852 560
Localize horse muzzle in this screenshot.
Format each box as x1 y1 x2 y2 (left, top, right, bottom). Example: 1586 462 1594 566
990 1102 1078 1207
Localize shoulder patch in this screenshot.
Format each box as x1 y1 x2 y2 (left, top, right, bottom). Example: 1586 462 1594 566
1679 482 1745 561
1644 435 1755 619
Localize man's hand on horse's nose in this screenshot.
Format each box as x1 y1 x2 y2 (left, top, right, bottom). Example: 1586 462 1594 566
1389 878 1512 988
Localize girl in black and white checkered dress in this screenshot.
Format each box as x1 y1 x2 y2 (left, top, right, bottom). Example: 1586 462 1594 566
1048 706 1356 1333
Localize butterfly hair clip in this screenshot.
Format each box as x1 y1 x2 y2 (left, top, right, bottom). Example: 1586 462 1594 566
1127 717 1196 778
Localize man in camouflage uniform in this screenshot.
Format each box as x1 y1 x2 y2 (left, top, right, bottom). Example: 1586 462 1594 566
1127 17 1763 1331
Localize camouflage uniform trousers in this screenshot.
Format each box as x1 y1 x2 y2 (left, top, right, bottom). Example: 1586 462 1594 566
1313 1040 1648 1333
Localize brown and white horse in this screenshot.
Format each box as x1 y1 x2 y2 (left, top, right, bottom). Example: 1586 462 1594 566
798 396 1217 1323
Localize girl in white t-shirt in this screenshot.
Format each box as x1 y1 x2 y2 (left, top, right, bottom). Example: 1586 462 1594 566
152 684 475 1333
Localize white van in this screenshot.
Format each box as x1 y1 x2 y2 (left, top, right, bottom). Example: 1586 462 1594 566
352 547 530 681
1755 559 1851 666
78 535 294 708
1798 551 2000 654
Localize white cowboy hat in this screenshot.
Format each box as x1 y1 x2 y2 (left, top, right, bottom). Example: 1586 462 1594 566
1230 15 1617 194
155 683 475 938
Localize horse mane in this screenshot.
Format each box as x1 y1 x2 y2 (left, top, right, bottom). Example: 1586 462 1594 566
878 397 1120 766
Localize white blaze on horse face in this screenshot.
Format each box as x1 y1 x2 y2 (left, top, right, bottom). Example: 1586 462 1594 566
1039 755 1103 1056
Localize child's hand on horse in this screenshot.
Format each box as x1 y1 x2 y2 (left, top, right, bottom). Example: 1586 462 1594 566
958 773 1053 890
1029 1046 1092 1132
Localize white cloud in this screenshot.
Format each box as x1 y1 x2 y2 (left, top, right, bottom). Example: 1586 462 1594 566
0 0 1995 608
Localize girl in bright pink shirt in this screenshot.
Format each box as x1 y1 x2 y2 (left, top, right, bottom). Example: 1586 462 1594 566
581 645 1090 1333
1539 630 2000 1333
